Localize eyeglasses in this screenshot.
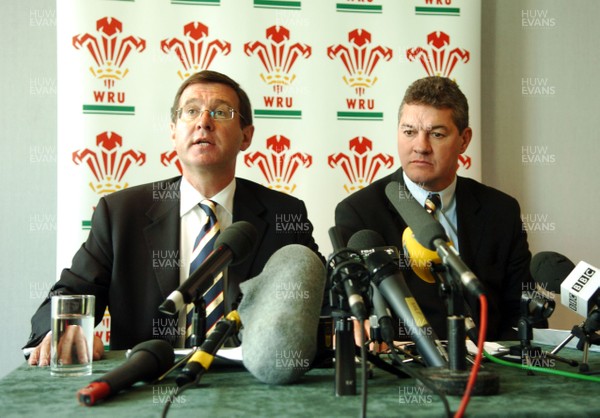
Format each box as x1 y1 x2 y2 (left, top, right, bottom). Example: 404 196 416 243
175 104 244 123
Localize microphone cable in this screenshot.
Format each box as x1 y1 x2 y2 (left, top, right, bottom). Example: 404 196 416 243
454 294 488 418
483 348 600 383
161 380 194 418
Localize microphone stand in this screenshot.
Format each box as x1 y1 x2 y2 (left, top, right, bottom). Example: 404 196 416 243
506 292 577 373
160 297 208 378
327 246 371 397
329 290 357 396
188 298 207 348
440 266 467 372
550 308 600 374
421 264 500 396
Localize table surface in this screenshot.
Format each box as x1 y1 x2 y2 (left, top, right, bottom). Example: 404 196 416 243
0 343 599 418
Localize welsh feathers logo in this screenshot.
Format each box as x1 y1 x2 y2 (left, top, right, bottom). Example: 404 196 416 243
161 21 231 80
245 25 311 94
245 26 311 119
329 137 394 193
244 135 312 194
327 29 392 121
72 131 146 195
73 17 146 88
407 31 469 78
327 29 392 97
73 17 145 115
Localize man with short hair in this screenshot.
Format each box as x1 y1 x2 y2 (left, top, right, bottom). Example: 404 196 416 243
335 76 534 341
26 70 323 365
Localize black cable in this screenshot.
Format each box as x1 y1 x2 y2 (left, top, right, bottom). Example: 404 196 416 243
161 369 207 418
161 380 195 418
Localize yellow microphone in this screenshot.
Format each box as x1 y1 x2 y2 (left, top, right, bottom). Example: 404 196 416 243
175 310 241 386
402 227 449 284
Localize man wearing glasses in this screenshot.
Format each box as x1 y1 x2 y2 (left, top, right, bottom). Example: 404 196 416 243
26 70 324 365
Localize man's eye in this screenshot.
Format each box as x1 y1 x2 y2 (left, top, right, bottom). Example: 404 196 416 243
430 132 445 139
185 107 199 116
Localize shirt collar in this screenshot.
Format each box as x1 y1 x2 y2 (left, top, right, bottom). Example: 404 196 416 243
402 172 457 212
179 176 236 218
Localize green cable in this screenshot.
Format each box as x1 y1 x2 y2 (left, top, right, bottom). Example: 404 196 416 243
483 350 600 383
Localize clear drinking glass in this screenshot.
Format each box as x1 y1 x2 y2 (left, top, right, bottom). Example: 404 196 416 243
50 295 95 377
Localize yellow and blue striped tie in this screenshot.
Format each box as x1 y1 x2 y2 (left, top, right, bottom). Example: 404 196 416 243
185 199 224 347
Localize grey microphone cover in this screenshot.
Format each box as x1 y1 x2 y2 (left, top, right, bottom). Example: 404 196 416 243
238 244 326 385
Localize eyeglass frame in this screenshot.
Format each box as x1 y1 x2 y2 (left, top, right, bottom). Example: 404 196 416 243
174 104 246 123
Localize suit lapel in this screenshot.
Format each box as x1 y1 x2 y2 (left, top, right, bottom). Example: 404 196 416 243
143 178 181 299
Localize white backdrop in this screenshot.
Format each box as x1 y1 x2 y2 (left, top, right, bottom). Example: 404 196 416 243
56 0 481 344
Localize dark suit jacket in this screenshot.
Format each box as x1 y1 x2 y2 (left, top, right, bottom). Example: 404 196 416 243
335 168 534 341
25 176 323 349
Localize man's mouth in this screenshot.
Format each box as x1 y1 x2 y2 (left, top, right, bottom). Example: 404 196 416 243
410 159 432 166
192 138 213 146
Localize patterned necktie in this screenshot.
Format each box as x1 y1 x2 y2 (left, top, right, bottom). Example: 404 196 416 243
185 199 224 347
424 193 441 217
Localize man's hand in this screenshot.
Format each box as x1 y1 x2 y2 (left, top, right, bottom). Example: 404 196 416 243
27 332 104 366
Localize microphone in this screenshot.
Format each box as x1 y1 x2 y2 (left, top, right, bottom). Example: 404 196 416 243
385 181 485 297
402 226 442 284
528 251 575 321
530 251 576 294
77 339 175 406
530 252 598 371
348 229 448 367
238 244 326 385
175 311 242 386
560 261 600 317
327 226 369 321
530 251 600 317
403 226 481 343
370 282 395 344
159 221 257 315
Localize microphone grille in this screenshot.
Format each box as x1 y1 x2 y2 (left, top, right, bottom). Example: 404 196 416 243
215 221 257 265
130 339 175 378
530 251 575 293
347 229 386 249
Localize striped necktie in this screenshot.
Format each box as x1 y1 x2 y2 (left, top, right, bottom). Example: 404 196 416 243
185 199 224 347
424 193 441 217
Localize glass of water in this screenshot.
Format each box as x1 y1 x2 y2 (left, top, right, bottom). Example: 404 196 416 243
50 295 95 377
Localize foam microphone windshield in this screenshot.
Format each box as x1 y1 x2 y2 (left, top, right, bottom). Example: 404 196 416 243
402 227 442 284
238 244 326 385
530 251 576 293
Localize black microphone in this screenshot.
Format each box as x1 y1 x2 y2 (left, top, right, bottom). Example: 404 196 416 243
385 181 485 298
532 251 600 317
175 311 242 386
530 251 576 294
77 339 175 406
328 226 369 321
159 221 257 315
348 229 448 367
370 282 395 344
526 251 575 322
